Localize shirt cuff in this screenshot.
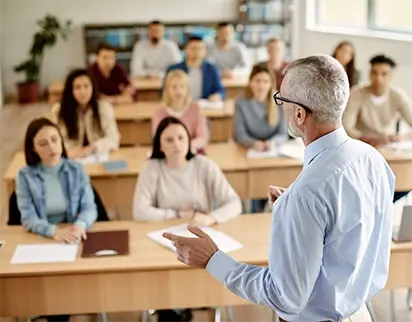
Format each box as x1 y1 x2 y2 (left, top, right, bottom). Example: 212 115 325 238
74 220 88 230
46 224 57 237
206 250 239 283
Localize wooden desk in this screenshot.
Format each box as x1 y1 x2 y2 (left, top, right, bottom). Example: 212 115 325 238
115 101 235 146
3 143 249 217
0 216 410 317
48 77 247 104
0 216 268 317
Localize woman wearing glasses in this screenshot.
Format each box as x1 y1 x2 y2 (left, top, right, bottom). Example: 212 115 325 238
234 64 287 212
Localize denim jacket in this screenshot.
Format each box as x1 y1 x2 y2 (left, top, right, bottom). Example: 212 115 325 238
16 158 97 237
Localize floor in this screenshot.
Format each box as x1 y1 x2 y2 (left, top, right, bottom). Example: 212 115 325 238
0 103 411 322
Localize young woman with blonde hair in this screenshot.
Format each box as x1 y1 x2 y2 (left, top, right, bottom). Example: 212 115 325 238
152 69 209 154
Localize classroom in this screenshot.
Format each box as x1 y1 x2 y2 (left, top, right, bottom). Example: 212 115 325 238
0 0 411 322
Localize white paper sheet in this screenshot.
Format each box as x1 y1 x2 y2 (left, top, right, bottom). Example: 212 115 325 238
198 99 224 109
75 152 109 165
384 141 412 151
11 244 79 264
247 148 279 158
279 139 305 161
147 224 243 253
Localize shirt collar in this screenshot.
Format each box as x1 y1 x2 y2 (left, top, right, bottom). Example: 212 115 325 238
303 127 348 166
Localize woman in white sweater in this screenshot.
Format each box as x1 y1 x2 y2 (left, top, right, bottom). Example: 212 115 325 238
133 116 242 226
133 116 242 322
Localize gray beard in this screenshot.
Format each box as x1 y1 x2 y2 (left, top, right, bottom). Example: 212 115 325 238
287 122 302 138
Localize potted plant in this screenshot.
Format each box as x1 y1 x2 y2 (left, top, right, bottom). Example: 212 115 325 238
14 15 72 104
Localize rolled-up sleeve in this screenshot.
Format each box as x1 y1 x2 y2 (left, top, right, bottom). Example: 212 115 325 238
206 191 326 320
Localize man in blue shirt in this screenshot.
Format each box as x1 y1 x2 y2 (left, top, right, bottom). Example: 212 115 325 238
164 55 395 322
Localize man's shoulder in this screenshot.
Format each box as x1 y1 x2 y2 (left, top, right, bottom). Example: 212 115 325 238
389 86 411 101
161 39 179 49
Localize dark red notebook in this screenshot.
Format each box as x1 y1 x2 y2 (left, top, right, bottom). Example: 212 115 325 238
81 230 129 258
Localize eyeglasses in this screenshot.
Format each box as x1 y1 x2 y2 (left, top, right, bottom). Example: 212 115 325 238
273 91 312 114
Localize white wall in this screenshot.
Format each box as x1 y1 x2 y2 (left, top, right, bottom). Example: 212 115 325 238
0 0 237 96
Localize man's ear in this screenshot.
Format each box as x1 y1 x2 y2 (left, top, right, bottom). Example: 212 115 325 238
295 107 307 126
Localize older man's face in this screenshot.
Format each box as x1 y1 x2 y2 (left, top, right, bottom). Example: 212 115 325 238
280 87 303 138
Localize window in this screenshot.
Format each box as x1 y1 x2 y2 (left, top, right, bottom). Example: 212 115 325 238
315 0 412 35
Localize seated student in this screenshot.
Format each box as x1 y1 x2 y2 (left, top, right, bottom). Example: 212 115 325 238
51 69 120 159
166 35 225 102
152 69 209 154
260 38 289 90
332 41 359 87
88 42 135 104
234 63 286 151
130 20 181 78
343 54 412 202
133 116 241 322
208 22 250 79
234 64 286 213
134 116 241 223
16 118 97 322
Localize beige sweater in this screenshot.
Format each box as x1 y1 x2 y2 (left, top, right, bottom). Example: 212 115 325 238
133 155 242 223
51 100 120 152
343 85 412 138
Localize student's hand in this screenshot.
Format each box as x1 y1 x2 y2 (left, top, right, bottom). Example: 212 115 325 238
190 212 217 226
178 209 196 220
207 93 222 102
268 185 286 210
53 227 79 244
70 224 87 241
361 135 391 147
146 73 160 79
221 70 234 79
253 140 266 152
389 133 412 142
81 145 95 157
263 140 272 151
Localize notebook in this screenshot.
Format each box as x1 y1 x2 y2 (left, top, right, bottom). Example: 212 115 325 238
102 160 128 172
81 230 129 257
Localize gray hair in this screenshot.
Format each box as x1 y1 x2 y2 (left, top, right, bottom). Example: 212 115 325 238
282 55 350 124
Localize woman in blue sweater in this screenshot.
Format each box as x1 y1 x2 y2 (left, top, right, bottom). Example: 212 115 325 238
16 118 98 322
234 64 287 212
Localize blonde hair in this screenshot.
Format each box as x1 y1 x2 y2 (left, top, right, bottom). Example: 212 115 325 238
162 69 191 110
245 64 279 126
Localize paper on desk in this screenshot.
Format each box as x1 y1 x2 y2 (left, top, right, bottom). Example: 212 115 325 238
75 152 109 165
11 244 78 264
384 140 412 151
198 99 224 109
279 139 305 161
147 224 243 253
247 148 279 158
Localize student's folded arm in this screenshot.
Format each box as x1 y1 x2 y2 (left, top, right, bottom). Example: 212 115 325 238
234 102 256 147
396 89 412 129
342 90 364 139
132 162 177 221
16 171 56 237
206 192 325 319
191 109 210 150
206 159 242 223
130 42 149 77
75 165 97 229
93 101 121 152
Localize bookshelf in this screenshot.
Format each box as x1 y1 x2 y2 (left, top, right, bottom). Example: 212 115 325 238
83 0 293 72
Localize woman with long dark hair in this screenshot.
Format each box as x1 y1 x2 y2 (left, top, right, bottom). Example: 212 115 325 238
332 41 359 87
132 116 241 322
50 69 120 158
16 117 97 322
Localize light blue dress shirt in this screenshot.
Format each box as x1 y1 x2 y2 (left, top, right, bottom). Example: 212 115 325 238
206 127 395 321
